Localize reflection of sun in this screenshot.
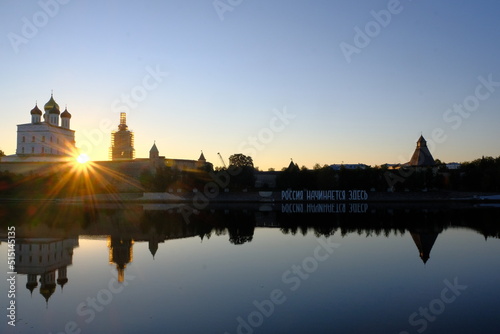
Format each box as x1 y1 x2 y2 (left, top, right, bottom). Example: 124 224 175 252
77 154 89 164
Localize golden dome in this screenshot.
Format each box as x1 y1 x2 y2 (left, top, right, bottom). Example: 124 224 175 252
44 94 60 112
30 104 42 115
48 105 60 115
61 107 71 118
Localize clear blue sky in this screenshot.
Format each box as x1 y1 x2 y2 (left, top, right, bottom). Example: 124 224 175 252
1 0 499 169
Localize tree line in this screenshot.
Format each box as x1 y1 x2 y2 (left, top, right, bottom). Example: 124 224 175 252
276 156 500 192
1 154 500 197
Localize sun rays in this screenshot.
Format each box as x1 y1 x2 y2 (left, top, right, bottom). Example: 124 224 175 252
10 153 144 206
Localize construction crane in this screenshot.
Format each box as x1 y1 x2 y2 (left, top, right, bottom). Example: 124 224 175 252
217 152 227 168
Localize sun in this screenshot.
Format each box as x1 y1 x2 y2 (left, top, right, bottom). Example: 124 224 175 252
77 153 90 164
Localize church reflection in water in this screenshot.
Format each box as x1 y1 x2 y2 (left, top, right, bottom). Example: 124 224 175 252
15 238 78 305
107 236 134 283
8 202 500 305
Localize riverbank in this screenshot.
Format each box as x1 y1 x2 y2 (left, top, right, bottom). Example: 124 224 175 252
2 190 499 203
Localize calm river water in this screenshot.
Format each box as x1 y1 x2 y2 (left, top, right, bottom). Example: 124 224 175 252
1 202 499 334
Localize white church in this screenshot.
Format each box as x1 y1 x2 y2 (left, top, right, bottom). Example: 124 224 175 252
2 94 76 162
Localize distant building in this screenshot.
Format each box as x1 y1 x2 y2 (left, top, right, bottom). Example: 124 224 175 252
409 135 435 166
254 171 278 188
330 163 369 170
446 162 461 170
382 164 401 170
110 112 135 160
2 94 76 162
0 96 210 185
149 143 208 172
285 160 300 172
149 142 162 170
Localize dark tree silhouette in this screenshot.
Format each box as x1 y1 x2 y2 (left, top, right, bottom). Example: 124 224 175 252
229 154 254 168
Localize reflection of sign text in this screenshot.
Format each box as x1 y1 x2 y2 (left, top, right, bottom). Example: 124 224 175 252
281 190 368 201
281 203 369 214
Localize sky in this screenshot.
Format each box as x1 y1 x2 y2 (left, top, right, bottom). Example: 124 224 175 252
1 0 499 170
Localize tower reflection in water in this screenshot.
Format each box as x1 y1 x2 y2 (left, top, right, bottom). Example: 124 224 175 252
107 236 134 283
10 203 500 306
15 238 79 305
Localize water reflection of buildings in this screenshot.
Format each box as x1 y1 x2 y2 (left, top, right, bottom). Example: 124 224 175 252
7 204 500 290
107 233 167 281
15 238 79 304
108 236 134 283
410 229 442 264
